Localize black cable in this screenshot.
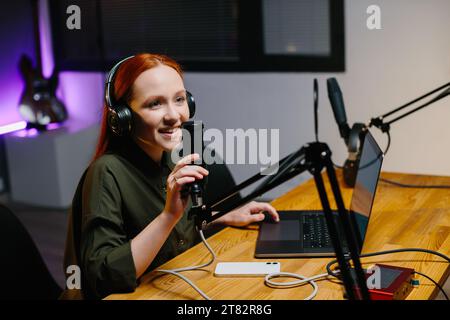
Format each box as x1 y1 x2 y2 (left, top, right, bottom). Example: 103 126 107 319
332 130 390 170
377 129 450 189
413 271 449 300
325 248 450 299
326 248 450 277
384 130 391 156
334 130 450 189
380 178 450 189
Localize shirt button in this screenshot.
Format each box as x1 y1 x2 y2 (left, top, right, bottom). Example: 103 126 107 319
178 239 186 247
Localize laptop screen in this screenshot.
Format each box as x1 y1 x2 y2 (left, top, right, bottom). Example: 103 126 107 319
349 130 384 249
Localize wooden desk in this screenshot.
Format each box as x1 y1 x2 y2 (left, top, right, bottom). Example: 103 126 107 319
106 172 450 300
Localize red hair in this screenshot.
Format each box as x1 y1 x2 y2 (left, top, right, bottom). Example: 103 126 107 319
92 53 184 162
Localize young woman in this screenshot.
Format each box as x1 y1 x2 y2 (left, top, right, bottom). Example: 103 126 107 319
62 53 279 299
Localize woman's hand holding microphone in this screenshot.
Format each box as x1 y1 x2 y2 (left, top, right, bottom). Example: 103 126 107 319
163 153 208 223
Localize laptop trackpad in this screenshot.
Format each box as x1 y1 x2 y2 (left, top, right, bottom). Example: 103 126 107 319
259 220 301 241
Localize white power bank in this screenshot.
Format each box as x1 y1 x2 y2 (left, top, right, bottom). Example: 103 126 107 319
214 262 280 277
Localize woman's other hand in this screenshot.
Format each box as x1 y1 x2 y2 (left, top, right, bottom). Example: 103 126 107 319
213 201 279 227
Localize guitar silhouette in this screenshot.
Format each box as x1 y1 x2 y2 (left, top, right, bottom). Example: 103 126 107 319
18 0 67 130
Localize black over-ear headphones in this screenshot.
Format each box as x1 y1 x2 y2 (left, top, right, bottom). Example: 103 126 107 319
105 55 196 136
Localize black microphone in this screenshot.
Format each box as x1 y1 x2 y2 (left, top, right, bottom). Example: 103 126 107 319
181 120 205 208
327 78 366 187
327 78 351 144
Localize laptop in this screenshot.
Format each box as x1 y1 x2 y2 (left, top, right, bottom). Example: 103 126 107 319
255 130 384 258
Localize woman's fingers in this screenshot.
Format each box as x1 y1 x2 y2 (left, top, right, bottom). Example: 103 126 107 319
248 202 279 222
179 165 209 177
172 165 209 183
172 154 202 175
247 212 266 224
173 176 196 188
168 155 209 194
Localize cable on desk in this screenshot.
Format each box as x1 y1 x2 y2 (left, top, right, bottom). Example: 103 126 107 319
333 129 450 189
155 229 215 300
325 248 450 300
155 229 329 300
326 248 450 277
379 178 450 189
264 272 332 300
413 271 449 300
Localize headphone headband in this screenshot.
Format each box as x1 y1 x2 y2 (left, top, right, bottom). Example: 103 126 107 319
105 55 135 108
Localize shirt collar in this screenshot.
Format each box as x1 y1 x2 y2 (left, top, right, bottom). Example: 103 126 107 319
114 140 174 178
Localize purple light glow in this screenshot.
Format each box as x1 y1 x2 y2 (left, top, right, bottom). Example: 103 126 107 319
38 0 103 125
1 2 35 126
0 121 27 135
6 121 62 137
0 83 27 126
46 122 62 130
38 0 54 78
13 127 39 138
1 1 104 128
57 72 104 125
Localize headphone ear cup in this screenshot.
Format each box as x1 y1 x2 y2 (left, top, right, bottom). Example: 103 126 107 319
107 104 133 136
186 91 196 118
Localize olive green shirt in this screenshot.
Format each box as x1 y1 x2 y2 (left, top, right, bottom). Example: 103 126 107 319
62 141 199 300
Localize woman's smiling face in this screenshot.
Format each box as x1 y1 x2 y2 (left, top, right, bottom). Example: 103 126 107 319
129 64 189 160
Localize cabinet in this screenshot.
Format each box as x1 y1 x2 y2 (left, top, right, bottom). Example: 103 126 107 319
4 121 99 208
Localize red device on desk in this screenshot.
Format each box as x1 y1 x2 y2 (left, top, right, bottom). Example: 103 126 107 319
353 264 415 300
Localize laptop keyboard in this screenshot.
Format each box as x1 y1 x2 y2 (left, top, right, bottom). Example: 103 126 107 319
302 213 332 248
